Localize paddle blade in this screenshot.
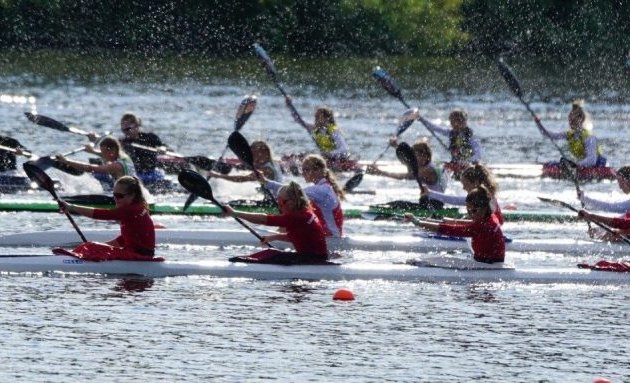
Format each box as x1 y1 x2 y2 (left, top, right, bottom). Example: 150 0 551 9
185 156 228 174
178 169 216 203
373 66 402 99
496 57 523 99
253 43 278 79
395 108 419 136
343 172 364 193
234 95 257 131
24 112 70 132
396 142 419 177
228 131 254 169
23 162 57 196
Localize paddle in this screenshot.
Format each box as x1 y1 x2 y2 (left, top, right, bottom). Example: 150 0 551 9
178 169 274 248
0 144 85 176
24 112 229 174
22 162 87 242
253 43 321 148
496 58 575 165
396 142 422 188
183 95 257 211
227 131 279 207
538 197 630 246
372 66 449 151
497 57 588 224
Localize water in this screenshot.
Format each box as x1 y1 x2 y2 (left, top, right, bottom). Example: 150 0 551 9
1 56 629 382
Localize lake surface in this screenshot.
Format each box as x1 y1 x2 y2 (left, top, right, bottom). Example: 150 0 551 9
0 53 628 382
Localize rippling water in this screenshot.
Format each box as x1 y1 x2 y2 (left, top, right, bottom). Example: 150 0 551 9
1 57 629 382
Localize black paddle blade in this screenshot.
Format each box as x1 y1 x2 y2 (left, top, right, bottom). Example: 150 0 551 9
253 43 278 79
23 162 57 195
343 172 364 193
185 156 230 174
234 95 257 131
373 66 402 98
24 112 70 132
228 131 254 169
396 142 419 177
178 169 216 203
496 57 524 99
395 108 419 136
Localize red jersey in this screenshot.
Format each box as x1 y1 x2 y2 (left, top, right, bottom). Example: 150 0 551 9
438 214 505 263
266 209 328 256
93 202 155 254
607 211 630 230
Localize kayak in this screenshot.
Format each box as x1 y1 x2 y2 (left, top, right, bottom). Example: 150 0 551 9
0 198 576 222
1 229 627 257
541 163 616 181
0 254 627 284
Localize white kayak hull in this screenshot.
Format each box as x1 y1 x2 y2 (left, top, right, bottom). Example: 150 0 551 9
0 255 627 284
0 229 628 257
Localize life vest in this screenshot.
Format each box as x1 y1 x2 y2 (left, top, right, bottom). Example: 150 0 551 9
313 124 339 154
448 127 474 162
567 129 602 159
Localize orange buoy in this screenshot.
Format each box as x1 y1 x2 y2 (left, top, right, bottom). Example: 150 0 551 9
333 288 355 301
593 379 612 383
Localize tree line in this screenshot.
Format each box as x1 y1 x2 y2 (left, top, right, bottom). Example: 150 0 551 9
1 0 628 64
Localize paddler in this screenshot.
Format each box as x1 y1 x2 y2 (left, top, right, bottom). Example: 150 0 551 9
225 181 329 265
405 186 505 264
284 96 351 169
206 140 283 183
0 135 27 174
57 176 156 260
579 166 630 215
577 204 630 243
262 154 345 238
422 163 503 225
537 99 606 167
366 140 446 210
56 136 136 184
418 108 482 165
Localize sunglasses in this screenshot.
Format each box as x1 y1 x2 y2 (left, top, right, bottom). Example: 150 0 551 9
121 124 137 132
113 192 129 199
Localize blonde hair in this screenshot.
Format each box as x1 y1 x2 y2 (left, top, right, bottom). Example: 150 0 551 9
115 176 147 208
278 181 309 211
412 141 432 162
302 154 345 200
121 112 142 127
99 136 131 161
461 163 497 197
569 99 593 131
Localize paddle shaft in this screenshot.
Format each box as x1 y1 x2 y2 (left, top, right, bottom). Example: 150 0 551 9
56 196 88 243
215 201 274 248
539 197 629 245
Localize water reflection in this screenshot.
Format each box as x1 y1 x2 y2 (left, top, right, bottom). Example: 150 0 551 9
112 277 154 293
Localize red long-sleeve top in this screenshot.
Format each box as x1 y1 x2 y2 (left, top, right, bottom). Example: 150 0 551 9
92 203 155 254
438 214 505 263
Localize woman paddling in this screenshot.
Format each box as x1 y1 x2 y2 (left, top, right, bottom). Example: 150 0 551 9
264 154 345 237
207 140 282 204
225 181 329 265
285 97 351 169
418 109 482 166
422 163 503 224
579 166 630 215
367 140 446 210
538 100 606 167
405 186 505 264
56 176 158 261
56 136 136 186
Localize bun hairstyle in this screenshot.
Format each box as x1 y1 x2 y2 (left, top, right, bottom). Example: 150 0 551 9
279 181 309 210
461 163 497 196
302 154 345 200
466 185 492 216
115 176 147 207
569 99 593 131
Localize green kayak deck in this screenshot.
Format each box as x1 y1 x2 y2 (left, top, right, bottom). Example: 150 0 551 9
0 199 575 222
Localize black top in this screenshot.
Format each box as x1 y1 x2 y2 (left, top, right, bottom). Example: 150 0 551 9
120 132 164 173
0 136 26 172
